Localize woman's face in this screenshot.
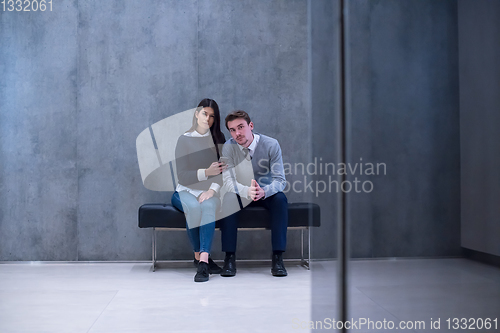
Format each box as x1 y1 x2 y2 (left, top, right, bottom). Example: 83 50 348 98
195 107 215 131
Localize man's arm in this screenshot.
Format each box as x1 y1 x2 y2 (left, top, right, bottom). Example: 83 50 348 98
221 142 251 200
262 141 287 198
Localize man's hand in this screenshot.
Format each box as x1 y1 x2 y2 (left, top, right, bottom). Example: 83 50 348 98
248 179 265 201
198 189 215 203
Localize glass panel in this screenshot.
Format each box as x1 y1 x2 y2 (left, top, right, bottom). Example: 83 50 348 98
309 0 341 329
312 1 500 332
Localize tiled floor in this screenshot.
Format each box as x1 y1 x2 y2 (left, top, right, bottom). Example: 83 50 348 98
0 261 311 333
0 258 499 332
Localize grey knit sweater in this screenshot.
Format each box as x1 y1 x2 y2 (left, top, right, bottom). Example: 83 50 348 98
174 134 223 192
221 133 286 199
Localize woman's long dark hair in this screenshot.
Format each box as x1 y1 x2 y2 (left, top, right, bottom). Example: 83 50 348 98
186 98 226 158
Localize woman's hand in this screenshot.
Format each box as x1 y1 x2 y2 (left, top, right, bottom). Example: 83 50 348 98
198 189 215 203
205 162 225 177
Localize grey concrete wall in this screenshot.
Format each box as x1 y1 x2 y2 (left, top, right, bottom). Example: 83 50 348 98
1 0 462 261
308 0 461 260
310 0 340 322
193 0 310 260
310 0 340 259
346 0 461 258
0 4 79 260
0 0 310 261
76 0 200 261
458 0 500 256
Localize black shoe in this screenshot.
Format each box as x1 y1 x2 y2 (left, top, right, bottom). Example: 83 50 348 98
220 253 236 277
194 261 210 282
271 253 288 277
194 257 222 274
207 257 222 274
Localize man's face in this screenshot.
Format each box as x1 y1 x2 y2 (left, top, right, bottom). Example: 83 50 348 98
227 118 254 147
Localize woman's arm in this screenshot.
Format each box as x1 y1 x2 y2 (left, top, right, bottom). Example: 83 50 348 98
175 136 200 186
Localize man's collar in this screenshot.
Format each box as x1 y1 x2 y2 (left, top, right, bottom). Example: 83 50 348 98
237 133 260 152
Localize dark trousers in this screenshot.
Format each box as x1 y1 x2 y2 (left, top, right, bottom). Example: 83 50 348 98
220 191 288 253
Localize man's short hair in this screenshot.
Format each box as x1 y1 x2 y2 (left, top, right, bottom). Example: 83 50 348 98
225 110 252 130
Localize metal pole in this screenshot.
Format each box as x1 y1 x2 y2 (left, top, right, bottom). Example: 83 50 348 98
338 0 349 331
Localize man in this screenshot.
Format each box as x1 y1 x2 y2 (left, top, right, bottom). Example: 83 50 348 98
219 110 288 277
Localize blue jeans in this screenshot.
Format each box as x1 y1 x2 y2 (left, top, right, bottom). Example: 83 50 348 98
171 191 220 254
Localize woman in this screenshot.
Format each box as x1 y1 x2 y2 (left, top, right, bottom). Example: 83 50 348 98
171 98 226 282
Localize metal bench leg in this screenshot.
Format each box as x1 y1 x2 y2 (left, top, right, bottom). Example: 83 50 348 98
300 228 311 270
301 229 306 267
152 227 156 272
300 228 310 270
307 227 311 270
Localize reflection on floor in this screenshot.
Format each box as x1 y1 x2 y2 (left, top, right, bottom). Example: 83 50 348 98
312 258 500 333
0 258 498 333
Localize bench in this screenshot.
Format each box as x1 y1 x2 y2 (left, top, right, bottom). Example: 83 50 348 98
136 114 321 271
138 191 321 271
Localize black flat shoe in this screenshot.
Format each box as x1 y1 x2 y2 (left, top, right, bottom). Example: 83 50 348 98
194 261 209 282
207 257 222 274
194 257 222 274
271 253 287 277
220 253 236 277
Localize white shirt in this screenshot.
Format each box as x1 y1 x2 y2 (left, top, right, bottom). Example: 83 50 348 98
238 133 260 159
175 130 221 197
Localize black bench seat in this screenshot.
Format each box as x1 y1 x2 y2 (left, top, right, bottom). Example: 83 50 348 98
138 191 321 271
